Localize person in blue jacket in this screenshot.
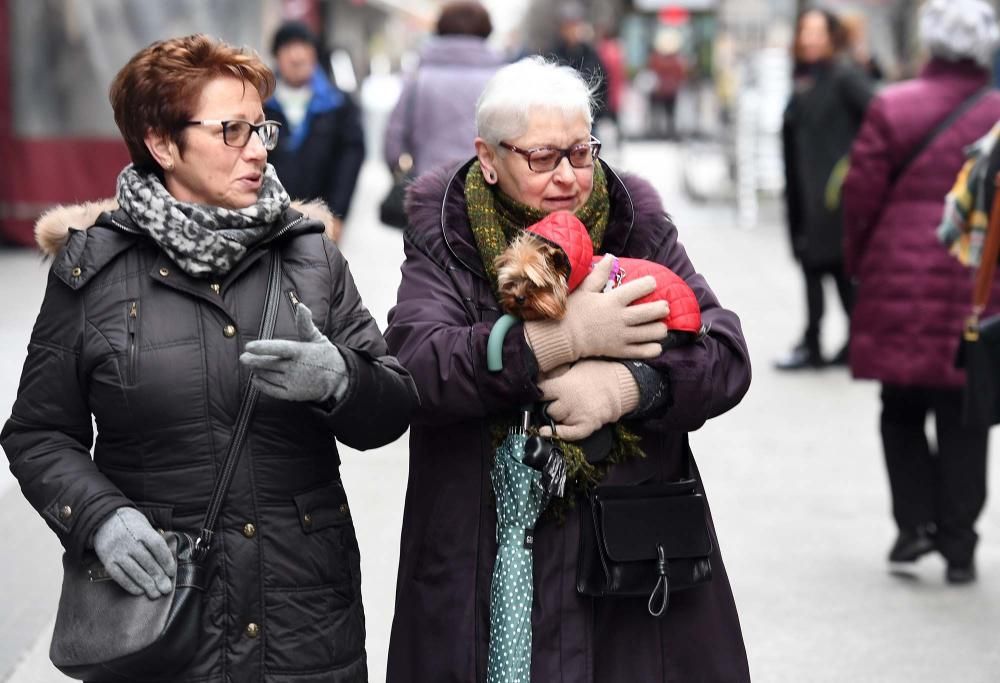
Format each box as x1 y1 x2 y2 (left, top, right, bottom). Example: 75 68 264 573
265 21 365 239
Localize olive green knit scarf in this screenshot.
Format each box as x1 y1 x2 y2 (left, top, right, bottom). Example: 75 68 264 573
465 161 645 501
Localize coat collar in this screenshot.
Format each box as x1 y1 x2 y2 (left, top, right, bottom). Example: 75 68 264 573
435 158 640 282
36 198 336 289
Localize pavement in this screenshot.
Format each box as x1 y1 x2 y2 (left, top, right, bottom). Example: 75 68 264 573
1 141 999 682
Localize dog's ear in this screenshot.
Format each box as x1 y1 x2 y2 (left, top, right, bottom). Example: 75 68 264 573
550 248 571 280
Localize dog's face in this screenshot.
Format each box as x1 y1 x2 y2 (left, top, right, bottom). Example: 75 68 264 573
495 233 572 320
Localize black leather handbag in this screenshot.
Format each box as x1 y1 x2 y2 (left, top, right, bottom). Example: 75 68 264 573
956 170 1000 427
48 251 283 681
380 78 418 229
576 438 713 617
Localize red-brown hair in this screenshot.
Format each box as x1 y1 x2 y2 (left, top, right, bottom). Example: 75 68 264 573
109 34 276 173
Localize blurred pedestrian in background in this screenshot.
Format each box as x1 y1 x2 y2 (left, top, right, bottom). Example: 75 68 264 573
841 13 884 81
646 29 688 140
383 1 505 179
594 22 627 161
842 0 1000 584
549 2 611 123
265 21 365 241
777 8 874 370
384 57 751 683
1 34 417 680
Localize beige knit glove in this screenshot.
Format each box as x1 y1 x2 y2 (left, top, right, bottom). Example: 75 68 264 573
537 360 640 441
524 255 669 372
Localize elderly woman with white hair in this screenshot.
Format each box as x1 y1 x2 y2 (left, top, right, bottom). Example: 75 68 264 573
384 57 751 681
843 0 1000 584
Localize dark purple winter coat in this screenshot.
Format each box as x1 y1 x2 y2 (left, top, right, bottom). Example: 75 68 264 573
383 159 752 682
843 59 1000 387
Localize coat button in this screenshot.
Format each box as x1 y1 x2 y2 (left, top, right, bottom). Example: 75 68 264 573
71 267 82 278
58 505 72 521
242 523 256 538
245 622 260 638
339 504 348 515
159 267 169 277
303 513 312 527
223 324 237 338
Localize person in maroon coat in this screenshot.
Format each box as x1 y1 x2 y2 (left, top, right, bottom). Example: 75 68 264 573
384 57 751 682
843 0 1000 584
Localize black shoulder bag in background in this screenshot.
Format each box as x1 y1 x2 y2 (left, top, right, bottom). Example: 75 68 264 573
956 171 1000 427
49 251 283 681
380 77 418 228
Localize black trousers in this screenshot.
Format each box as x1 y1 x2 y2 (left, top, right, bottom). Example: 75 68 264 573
880 384 990 564
802 262 854 352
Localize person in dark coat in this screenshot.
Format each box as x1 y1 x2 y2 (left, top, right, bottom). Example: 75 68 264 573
842 0 1000 584
265 21 365 240
384 57 751 683
549 2 611 121
1 35 417 681
777 8 874 369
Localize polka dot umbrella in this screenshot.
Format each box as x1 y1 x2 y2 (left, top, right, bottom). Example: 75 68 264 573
487 411 566 683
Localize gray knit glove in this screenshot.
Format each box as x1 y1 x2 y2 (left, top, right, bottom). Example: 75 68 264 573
240 303 350 404
93 507 176 599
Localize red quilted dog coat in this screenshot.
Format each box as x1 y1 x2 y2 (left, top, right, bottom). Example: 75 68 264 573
526 210 702 335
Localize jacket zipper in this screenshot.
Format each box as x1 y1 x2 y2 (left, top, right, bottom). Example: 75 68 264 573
127 300 139 384
286 289 301 315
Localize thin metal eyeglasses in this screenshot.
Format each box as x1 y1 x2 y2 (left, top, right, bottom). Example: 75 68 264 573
183 119 282 151
498 136 602 172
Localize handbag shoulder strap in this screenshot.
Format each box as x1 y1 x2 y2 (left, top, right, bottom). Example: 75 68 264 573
195 250 283 558
972 172 1000 313
891 86 992 186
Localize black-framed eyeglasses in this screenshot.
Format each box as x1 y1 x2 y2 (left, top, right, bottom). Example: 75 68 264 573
498 136 602 173
183 119 282 151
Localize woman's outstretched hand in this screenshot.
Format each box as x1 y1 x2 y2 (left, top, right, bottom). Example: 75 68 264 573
240 303 350 404
525 255 669 372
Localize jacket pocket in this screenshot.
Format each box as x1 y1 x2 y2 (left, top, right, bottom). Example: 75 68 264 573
125 299 139 385
134 502 174 532
293 480 351 534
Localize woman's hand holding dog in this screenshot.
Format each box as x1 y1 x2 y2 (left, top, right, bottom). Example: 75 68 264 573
524 255 669 372
537 360 640 441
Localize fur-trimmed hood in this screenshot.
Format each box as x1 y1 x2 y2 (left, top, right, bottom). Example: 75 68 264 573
35 198 340 256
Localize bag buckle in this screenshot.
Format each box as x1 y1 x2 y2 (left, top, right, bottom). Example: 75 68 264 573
194 529 213 561
647 544 670 618
964 314 981 342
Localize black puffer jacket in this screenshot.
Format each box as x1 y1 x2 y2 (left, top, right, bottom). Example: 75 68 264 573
1 201 417 682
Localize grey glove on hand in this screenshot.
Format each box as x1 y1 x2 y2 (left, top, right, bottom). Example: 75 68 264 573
524 255 669 372
93 507 176 599
240 303 350 404
537 359 640 441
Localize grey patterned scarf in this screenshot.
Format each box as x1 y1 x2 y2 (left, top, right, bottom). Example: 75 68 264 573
116 163 291 278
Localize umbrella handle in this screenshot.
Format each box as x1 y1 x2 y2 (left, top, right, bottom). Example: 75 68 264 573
487 314 520 372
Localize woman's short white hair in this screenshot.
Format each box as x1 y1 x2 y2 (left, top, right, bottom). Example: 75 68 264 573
920 0 999 68
476 56 596 146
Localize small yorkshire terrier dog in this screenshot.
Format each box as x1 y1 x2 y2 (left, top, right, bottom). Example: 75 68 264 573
493 211 703 344
496 232 575 320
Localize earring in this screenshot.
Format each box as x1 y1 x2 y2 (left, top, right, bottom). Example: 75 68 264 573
486 170 497 183
164 162 174 171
